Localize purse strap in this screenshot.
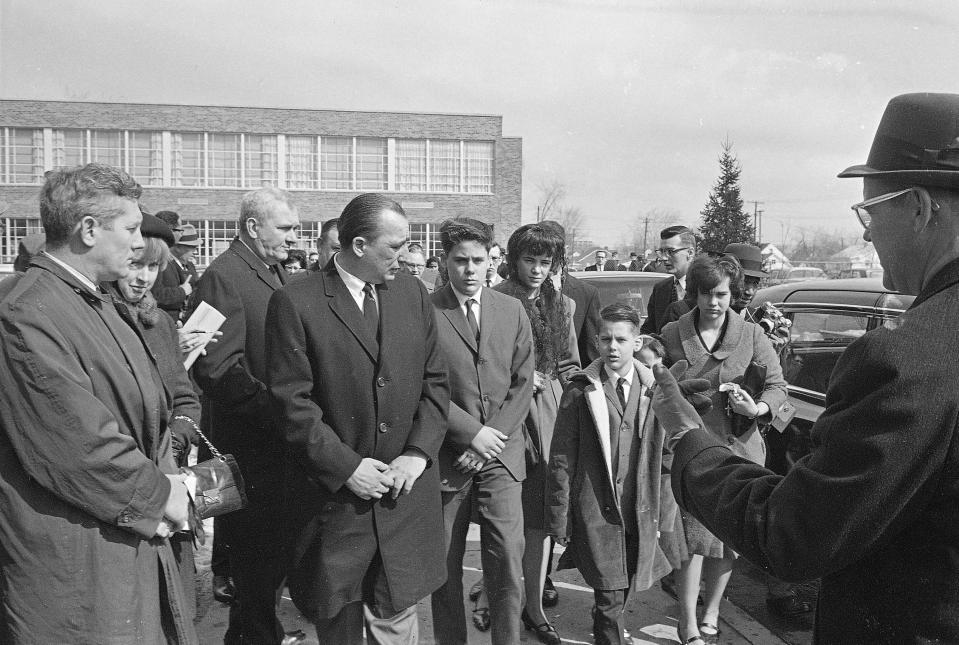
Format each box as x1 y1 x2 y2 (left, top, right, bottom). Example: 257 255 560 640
173 415 224 461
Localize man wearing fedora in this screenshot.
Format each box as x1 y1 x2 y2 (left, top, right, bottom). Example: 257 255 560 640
651 92 959 643
152 212 200 321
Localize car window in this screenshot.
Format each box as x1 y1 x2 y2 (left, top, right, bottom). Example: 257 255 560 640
783 311 870 394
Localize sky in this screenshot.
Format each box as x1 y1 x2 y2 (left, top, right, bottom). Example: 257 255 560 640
2 0 957 247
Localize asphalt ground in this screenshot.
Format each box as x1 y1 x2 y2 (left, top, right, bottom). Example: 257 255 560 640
194 523 803 644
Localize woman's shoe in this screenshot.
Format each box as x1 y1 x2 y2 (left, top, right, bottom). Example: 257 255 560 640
471 607 490 632
698 621 720 644
521 608 561 645
676 626 706 645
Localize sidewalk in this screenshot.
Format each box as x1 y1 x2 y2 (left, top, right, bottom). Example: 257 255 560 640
195 524 787 645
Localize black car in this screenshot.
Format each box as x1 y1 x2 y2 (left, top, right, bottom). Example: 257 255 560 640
571 270 671 318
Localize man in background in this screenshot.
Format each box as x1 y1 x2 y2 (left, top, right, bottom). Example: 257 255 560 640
311 218 340 271
192 187 303 645
640 225 696 334
585 249 608 271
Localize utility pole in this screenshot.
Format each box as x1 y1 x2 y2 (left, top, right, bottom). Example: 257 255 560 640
747 201 763 242
642 216 650 252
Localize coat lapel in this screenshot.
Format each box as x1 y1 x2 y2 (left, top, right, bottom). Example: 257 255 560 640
229 238 282 292
580 362 615 490
437 284 478 353
324 266 378 361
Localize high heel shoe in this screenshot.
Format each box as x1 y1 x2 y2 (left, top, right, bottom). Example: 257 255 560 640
521 608 560 645
676 626 706 645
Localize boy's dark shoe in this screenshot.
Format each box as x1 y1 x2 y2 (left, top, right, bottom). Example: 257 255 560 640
212 574 236 604
542 576 559 607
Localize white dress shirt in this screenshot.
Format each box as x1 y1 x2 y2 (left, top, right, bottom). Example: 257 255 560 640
334 253 377 312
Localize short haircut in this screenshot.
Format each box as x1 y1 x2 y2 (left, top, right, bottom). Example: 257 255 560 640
600 302 641 329
686 255 744 297
489 242 502 253
139 235 170 271
317 217 339 243
239 186 297 229
439 217 493 254
505 223 565 277
339 193 406 249
406 242 425 254
154 210 181 229
660 225 697 249
640 335 666 359
596 249 607 256
40 163 142 248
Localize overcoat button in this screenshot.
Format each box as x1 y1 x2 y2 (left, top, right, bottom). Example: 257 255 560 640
379 422 389 433
377 377 386 387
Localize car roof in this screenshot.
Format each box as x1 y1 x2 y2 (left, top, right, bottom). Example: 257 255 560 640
753 277 914 309
570 270 671 280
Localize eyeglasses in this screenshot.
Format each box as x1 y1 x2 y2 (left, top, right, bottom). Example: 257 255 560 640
655 247 690 258
850 188 915 230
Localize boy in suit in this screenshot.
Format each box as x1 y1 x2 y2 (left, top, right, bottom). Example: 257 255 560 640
547 304 676 645
429 218 535 645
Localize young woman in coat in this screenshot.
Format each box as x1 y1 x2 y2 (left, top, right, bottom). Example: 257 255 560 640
660 255 787 645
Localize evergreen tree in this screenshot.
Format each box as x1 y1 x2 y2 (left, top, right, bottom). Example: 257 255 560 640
698 139 755 253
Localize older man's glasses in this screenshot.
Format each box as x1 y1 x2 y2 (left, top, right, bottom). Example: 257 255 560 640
850 188 915 230
655 247 690 258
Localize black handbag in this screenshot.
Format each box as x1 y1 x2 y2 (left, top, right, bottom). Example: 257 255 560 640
174 416 248 520
724 360 767 438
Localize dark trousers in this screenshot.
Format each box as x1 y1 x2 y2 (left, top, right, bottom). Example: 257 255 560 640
592 532 639 645
315 551 419 645
431 461 524 645
211 518 231 577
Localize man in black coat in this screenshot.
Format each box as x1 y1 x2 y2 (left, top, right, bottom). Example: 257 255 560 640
191 187 300 645
653 92 959 643
639 225 695 335
266 194 449 645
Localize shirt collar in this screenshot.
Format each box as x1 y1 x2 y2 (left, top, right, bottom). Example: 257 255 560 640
42 252 99 293
238 237 272 270
603 363 635 385
333 252 368 296
451 284 483 308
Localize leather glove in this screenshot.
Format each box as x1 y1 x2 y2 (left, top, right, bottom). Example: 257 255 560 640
670 360 712 413
652 361 708 447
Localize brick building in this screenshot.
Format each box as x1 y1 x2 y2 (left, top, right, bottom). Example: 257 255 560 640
0 99 522 267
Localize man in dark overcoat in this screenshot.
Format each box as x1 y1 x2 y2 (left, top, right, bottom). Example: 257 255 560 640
266 193 449 644
191 186 300 645
428 218 534 645
652 92 959 644
0 164 195 644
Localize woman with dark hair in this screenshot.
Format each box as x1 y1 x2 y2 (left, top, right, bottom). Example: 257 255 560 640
660 255 787 645
494 223 580 644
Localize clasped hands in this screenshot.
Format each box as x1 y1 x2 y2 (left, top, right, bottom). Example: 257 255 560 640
346 452 428 500
454 425 508 474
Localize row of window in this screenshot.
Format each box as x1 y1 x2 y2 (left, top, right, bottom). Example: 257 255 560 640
0 128 496 194
0 218 443 268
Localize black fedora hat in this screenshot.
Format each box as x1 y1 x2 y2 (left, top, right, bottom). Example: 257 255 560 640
723 243 767 278
839 93 959 188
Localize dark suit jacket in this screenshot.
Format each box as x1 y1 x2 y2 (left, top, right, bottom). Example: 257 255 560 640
640 276 678 335
563 273 602 364
266 265 449 620
431 284 534 491
152 260 190 320
584 263 601 271
670 258 959 644
190 238 287 541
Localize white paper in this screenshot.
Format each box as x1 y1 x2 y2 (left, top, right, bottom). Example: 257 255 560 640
181 300 226 370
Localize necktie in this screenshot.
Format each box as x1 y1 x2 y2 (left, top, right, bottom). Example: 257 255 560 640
674 278 683 301
486 278 492 288
465 298 480 342
362 283 379 338
616 377 627 411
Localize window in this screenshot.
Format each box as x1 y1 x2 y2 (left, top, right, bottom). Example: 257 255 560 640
465 141 494 193
89 130 123 168
128 131 163 186
286 135 317 189
2 128 44 184
321 136 352 190
355 137 387 190
784 310 870 394
396 139 427 192
243 134 278 188
172 132 204 187
209 133 241 187
408 222 442 259
295 221 320 250
1 217 43 264
429 140 460 192
53 129 86 168
185 219 238 267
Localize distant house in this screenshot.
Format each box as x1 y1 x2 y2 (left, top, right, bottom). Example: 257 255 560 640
759 243 791 272
825 241 882 278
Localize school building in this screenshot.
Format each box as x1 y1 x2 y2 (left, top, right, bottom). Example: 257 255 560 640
0 99 522 267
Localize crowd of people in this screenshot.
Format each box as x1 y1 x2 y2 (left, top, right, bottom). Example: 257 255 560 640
1 91 959 645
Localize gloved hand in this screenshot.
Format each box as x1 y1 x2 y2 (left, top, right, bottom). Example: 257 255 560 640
670 360 712 413
652 361 708 445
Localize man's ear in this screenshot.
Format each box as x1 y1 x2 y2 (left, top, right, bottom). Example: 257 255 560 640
351 236 366 257
245 217 258 239
78 215 98 248
914 187 940 233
